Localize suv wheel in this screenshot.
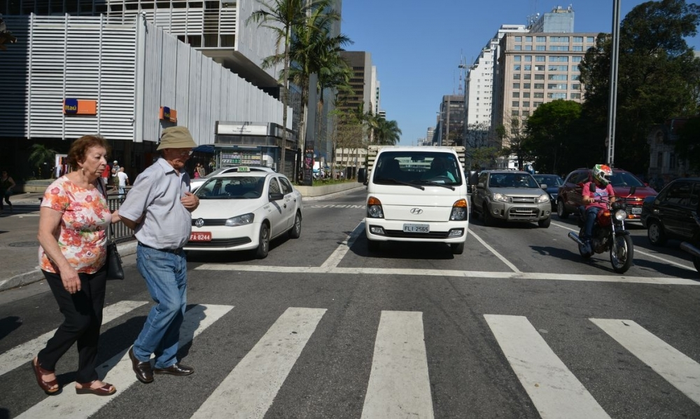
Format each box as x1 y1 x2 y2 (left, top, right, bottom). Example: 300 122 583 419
647 220 667 246
538 217 551 228
557 200 569 219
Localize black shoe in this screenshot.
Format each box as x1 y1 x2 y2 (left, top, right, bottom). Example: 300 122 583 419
128 347 154 384
153 363 194 376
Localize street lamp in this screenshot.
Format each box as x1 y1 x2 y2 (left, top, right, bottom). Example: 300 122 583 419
606 0 621 167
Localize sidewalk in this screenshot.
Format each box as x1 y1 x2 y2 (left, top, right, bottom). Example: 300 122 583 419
0 183 363 293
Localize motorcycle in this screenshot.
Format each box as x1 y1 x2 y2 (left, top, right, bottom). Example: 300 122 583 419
567 186 634 273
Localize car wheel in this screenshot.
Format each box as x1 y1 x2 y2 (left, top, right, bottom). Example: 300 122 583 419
450 242 465 255
647 220 667 246
538 217 551 228
482 204 496 226
367 239 380 252
557 200 569 219
289 211 302 239
255 223 270 259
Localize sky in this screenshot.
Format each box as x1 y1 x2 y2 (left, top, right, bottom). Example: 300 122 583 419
340 0 700 146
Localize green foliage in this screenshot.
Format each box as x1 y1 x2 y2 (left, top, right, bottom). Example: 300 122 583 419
677 116 700 171
524 100 582 174
578 0 700 174
28 144 57 178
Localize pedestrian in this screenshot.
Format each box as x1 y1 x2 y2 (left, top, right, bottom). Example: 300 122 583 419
116 167 129 197
0 169 16 214
117 126 199 384
33 135 120 396
196 162 205 178
101 163 110 185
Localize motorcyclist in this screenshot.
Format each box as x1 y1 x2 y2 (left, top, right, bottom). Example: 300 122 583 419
581 164 615 253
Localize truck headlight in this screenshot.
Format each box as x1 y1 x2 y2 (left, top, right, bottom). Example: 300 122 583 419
536 194 550 204
367 196 384 218
450 199 468 221
492 193 510 203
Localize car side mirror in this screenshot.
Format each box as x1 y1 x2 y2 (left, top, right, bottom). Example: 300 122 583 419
269 192 284 201
540 183 547 189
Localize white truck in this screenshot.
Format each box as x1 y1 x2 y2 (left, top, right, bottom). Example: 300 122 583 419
361 145 469 254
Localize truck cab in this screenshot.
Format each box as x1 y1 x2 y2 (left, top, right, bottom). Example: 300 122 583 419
364 146 469 254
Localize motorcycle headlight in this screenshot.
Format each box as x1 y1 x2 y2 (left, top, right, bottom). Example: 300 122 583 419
614 209 626 221
536 194 550 204
492 193 510 203
225 213 255 226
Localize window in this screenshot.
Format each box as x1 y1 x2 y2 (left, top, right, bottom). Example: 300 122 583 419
548 74 568 80
535 65 545 71
536 45 546 51
547 93 567 99
514 56 522 62
524 74 532 80
513 83 520 89
573 46 584 51
526 36 533 42
550 46 570 51
512 101 520 107
536 56 546 62
524 65 532 71
551 36 570 42
280 177 294 194
512 110 520 116
536 36 546 42
549 56 569 62
535 74 545 80
515 36 522 42
572 84 581 90
522 110 530 117
534 101 543 107
572 56 583 63
547 84 567 90
534 83 544 89
525 55 532 62
534 92 544 98
524 45 533 51
513 92 520 98
573 36 583 43
515 45 522 50
587 36 595 43
570 93 581 99
513 74 521 79
549 65 568 71
514 65 521 71
523 92 531 98
523 101 530 108
269 178 281 194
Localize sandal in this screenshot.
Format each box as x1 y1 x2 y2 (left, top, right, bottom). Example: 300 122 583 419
75 380 116 396
32 357 60 395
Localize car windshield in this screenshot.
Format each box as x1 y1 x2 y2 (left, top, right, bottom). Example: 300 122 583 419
373 151 462 186
489 173 539 188
610 171 645 188
195 176 264 199
533 175 563 187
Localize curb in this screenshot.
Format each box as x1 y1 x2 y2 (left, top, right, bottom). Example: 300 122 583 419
0 241 138 293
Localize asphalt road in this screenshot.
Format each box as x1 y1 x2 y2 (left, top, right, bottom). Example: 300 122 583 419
1 188 699 418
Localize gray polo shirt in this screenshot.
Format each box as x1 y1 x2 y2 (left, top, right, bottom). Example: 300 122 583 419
119 158 192 249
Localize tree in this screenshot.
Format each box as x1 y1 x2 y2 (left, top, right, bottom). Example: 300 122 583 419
498 116 532 170
677 116 700 171
28 144 57 178
248 0 332 174
579 0 700 173
372 116 402 145
524 100 582 174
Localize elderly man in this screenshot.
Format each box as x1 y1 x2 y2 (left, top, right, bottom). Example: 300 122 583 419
116 126 199 384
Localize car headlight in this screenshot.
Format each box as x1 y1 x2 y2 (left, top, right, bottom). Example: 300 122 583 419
492 193 510 203
614 209 626 221
536 194 550 204
367 196 384 218
225 213 255 226
450 199 468 221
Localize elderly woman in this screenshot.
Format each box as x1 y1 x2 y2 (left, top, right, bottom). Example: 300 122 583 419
33 135 120 396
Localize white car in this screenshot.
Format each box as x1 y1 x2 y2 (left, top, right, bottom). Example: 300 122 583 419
190 166 275 192
185 171 302 258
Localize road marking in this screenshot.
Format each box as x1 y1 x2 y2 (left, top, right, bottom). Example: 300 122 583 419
485 314 610 419
361 311 434 419
17 304 233 419
0 300 148 377
591 319 700 406
551 221 696 271
468 229 521 273
194 264 700 285
191 307 326 419
320 222 363 269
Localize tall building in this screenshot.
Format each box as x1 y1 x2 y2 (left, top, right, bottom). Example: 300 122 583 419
437 95 465 147
492 6 598 153
338 51 374 115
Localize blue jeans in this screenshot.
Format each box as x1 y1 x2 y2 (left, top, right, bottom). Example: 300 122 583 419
133 244 188 369
584 206 602 241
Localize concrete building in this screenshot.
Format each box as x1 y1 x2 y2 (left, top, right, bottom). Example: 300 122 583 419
0 0 343 181
437 95 465 147
491 6 598 167
338 51 375 116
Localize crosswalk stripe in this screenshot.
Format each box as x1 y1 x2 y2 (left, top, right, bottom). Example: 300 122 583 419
485 314 610 419
0 300 148 378
17 303 233 419
191 307 326 419
591 318 700 406
361 311 434 419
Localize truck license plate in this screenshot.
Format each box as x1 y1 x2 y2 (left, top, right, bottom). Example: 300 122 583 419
189 232 212 242
403 223 429 233
631 207 642 215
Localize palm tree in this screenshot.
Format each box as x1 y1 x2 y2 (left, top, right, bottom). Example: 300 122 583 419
28 144 57 178
373 117 402 145
247 0 332 174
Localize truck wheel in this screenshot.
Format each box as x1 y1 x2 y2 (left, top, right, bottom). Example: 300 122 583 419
538 217 551 228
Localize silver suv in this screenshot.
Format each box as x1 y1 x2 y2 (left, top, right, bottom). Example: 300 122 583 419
471 170 552 227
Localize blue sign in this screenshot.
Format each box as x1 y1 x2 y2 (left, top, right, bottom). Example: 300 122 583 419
64 98 78 114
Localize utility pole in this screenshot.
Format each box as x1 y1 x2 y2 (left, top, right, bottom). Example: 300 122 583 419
606 0 621 167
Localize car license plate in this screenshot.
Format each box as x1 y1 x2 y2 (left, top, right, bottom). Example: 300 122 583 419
189 232 212 242
631 207 642 215
403 223 429 233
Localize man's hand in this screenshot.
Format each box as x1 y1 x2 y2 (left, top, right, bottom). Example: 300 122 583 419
181 192 199 212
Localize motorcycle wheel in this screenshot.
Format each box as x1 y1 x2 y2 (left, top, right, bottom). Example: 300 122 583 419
610 234 634 274
578 228 592 259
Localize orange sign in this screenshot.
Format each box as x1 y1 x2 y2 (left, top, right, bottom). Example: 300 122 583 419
159 106 177 123
63 99 97 115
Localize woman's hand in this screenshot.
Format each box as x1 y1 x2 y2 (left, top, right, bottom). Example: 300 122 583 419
60 266 81 294
111 209 121 224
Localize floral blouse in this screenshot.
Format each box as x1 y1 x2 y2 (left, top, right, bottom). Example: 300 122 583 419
39 176 112 274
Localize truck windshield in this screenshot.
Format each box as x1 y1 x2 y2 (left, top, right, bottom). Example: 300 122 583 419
373 152 462 186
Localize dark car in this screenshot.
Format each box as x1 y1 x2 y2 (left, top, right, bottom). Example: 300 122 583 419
556 168 657 220
533 174 564 211
641 178 700 272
